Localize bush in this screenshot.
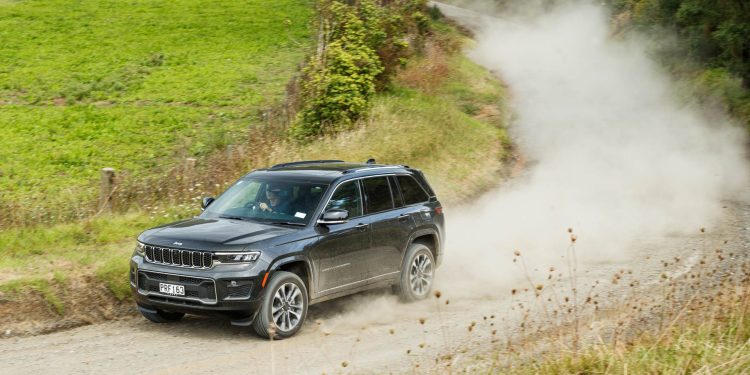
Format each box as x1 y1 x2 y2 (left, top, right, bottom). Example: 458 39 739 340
291 0 428 139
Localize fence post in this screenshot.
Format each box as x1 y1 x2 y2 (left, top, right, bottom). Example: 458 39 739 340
100 167 116 212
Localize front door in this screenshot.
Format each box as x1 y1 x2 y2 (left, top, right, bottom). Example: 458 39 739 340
311 180 370 296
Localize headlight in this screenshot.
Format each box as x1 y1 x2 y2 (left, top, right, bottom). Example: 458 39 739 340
214 251 261 264
135 241 146 257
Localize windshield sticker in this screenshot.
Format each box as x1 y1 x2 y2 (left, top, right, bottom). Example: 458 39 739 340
294 212 307 219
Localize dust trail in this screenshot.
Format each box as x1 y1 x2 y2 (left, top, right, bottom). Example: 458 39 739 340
437 1 749 297
318 1 748 329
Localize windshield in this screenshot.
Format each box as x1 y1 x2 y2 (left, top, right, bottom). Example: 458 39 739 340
201 178 329 225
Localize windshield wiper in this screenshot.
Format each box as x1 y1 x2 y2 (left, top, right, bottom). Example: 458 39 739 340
268 221 306 227
219 215 251 221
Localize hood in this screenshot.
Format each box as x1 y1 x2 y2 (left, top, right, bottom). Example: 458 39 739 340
138 217 299 251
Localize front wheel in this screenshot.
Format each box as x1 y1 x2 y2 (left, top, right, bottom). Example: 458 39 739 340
397 243 435 302
253 271 308 339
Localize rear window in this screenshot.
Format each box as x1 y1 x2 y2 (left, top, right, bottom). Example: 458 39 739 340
363 177 394 214
397 175 429 205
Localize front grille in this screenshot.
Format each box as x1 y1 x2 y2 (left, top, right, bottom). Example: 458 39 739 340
144 244 213 269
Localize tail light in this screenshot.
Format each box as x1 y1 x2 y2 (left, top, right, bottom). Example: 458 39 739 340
435 206 443 215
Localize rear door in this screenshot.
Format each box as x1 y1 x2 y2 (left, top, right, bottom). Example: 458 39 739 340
311 180 370 295
394 174 433 227
362 176 412 279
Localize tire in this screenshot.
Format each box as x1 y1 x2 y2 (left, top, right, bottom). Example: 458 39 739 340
253 271 308 339
140 309 185 323
397 243 436 302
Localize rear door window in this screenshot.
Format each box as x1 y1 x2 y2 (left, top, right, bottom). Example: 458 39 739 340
363 177 394 214
397 175 429 205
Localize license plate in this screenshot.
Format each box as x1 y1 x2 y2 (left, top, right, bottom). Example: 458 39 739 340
159 283 185 296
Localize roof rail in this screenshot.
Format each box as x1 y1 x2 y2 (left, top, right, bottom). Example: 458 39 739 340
342 165 409 174
270 160 344 169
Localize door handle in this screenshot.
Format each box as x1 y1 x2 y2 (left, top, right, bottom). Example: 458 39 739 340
398 213 410 222
355 223 368 231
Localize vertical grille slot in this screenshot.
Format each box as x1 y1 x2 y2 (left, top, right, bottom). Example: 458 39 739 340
141 244 212 269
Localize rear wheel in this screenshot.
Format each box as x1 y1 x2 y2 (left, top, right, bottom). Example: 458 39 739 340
253 271 308 339
140 309 185 323
396 243 435 301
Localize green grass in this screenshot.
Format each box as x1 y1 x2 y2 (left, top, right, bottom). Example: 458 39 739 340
286 82 508 204
0 208 195 304
96 256 133 301
0 0 313 224
686 67 750 132
492 307 750 374
0 208 197 285
0 276 65 315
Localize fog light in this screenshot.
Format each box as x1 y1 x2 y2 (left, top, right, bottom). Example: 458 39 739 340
224 280 254 300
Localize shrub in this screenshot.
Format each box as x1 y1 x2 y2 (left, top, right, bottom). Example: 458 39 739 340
291 0 429 139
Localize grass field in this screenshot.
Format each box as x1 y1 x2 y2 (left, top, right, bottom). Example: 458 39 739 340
0 0 313 225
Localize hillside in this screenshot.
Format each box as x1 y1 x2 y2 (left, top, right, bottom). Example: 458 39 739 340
0 0 313 225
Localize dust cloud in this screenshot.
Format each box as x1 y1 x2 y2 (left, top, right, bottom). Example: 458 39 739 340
437 0 749 297
316 1 748 329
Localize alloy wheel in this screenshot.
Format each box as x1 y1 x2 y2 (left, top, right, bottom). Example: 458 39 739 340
271 282 304 332
409 253 433 296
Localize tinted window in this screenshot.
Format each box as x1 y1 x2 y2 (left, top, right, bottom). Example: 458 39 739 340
363 177 394 214
397 175 429 205
325 180 362 218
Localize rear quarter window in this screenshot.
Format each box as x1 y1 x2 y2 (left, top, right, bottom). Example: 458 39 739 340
397 175 429 205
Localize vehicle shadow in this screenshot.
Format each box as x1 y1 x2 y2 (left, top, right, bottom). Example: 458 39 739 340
131 289 395 341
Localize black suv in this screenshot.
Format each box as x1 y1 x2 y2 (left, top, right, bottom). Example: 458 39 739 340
130 160 445 338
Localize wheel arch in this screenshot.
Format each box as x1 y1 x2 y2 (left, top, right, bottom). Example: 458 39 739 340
405 228 441 267
267 255 314 295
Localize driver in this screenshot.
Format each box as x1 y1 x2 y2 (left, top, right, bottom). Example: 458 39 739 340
259 184 291 214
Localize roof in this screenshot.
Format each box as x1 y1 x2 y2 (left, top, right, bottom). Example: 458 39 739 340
243 160 411 183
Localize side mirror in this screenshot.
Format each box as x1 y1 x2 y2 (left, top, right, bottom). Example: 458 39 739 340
317 208 349 225
201 197 215 210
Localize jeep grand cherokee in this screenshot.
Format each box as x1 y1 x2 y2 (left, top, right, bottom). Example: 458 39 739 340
130 160 445 339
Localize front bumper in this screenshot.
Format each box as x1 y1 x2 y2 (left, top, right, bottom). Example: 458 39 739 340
130 255 265 317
